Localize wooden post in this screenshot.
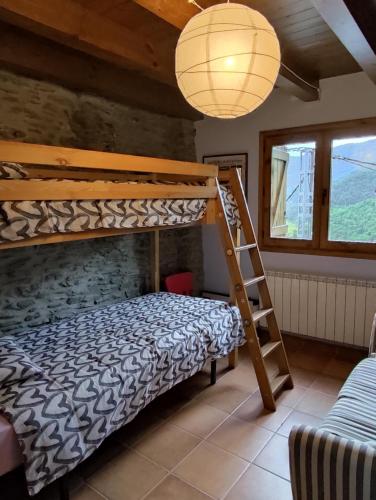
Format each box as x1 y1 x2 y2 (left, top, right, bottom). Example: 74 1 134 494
228 222 241 369
151 230 160 292
205 177 217 224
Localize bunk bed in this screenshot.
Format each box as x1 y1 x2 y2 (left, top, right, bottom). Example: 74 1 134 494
0 141 245 497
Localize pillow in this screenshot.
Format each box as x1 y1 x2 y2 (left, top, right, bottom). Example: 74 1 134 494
0 162 27 179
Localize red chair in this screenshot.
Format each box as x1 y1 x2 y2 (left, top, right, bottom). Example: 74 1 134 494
165 272 193 296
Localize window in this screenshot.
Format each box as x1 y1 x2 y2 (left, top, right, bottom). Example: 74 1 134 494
270 141 316 240
259 118 376 258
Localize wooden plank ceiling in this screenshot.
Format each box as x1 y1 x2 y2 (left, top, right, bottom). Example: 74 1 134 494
0 0 372 119
131 0 360 80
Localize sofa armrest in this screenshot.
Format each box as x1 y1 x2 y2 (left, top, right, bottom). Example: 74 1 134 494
289 425 376 500
369 312 376 357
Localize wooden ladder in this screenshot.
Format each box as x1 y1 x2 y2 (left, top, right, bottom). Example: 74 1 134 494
216 168 293 411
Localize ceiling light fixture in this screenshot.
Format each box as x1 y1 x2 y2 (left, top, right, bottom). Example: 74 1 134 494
175 1 281 119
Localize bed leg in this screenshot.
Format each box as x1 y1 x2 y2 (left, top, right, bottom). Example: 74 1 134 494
58 478 70 500
228 348 238 369
210 360 217 385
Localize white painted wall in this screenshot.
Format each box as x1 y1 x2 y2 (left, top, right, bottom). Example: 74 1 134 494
195 72 376 294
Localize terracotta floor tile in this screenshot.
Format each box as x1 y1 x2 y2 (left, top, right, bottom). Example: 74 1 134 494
78 438 125 479
288 350 331 372
114 411 164 447
71 485 106 500
174 441 248 499
276 385 306 408
208 415 273 461
289 367 316 388
225 464 293 500
65 470 86 493
302 341 337 359
195 379 253 413
254 434 290 480
145 476 211 500
167 400 228 438
322 358 355 380
277 410 324 438
86 448 166 500
283 335 307 353
178 372 213 400
334 345 366 363
310 374 343 396
234 392 292 432
221 364 258 394
295 389 337 418
133 423 200 470
148 390 192 419
225 357 256 373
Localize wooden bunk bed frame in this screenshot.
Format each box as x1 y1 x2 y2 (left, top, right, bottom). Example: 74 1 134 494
0 140 218 250
0 140 293 412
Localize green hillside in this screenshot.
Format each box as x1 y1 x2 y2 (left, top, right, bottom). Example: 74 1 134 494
330 170 375 206
329 198 376 242
329 168 375 243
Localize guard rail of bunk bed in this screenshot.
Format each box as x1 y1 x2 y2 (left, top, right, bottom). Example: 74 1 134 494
0 140 219 251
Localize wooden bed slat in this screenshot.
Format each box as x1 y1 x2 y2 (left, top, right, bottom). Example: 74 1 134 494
0 222 201 250
0 141 217 178
23 167 205 183
0 180 217 201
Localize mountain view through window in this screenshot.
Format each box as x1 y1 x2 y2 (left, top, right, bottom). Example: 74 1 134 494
328 136 376 243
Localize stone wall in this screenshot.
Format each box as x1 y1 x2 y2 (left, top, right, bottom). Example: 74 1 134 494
0 70 203 336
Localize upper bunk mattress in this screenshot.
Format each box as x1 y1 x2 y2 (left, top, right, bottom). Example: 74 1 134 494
0 292 245 495
0 163 239 243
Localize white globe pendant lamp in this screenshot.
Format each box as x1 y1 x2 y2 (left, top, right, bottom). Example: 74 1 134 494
175 2 281 119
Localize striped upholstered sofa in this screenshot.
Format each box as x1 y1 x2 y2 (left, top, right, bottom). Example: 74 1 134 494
289 314 376 500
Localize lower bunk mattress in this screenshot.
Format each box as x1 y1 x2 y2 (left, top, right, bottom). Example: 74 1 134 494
0 292 245 495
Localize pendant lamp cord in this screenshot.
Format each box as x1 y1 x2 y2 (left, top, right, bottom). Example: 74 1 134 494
280 62 320 92
188 0 204 11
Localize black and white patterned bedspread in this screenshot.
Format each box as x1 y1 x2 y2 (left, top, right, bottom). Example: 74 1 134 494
0 293 245 495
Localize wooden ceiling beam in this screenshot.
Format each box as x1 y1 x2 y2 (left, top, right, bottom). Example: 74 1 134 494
0 0 175 86
0 22 200 120
311 0 376 83
133 0 205 29
277 67 319 102
133 0 319 101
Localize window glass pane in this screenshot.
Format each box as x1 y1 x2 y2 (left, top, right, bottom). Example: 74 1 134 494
270 142 316 239
329 135 376 243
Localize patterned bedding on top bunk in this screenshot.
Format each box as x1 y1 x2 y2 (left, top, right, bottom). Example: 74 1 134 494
0 292 245 495
0 162 239 243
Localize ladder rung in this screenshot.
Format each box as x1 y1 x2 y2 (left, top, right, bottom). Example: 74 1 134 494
235 243 257 252
252 308 273 323
243 276 265 287
271 373 291 396
261 341 282 358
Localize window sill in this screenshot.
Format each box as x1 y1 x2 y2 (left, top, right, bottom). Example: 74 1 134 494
259 244 376 260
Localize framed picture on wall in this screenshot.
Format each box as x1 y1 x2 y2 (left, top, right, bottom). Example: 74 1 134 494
202 153 248 198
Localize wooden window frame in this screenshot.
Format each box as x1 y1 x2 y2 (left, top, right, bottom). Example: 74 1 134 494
259 117 376 260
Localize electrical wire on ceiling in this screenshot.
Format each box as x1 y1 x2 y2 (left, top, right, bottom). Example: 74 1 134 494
280 62 320 92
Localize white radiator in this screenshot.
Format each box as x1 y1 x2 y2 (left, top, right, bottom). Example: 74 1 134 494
265 271 376 348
